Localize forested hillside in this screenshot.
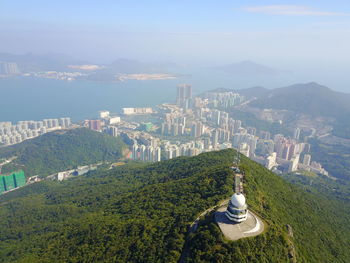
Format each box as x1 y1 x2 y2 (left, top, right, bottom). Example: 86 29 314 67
309 138 350 181
0 149 349 262
0 128 126 177
243 82 350 139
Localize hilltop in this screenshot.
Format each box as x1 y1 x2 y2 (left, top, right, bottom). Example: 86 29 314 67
238 82 350 139
247 82 350 117
0 149 349 262
0 128 126 177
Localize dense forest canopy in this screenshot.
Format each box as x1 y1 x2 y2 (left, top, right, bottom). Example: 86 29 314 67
309 138 350 181
0 149 349 262
0 128 126 177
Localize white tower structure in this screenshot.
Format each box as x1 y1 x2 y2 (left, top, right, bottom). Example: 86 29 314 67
225 193 248 223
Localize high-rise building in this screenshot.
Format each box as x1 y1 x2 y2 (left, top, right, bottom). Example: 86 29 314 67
176 84 192 107
211 129 219 147
132 144 139 160
107 126 118 137
59 117 71 128
288 154 300 172
213 110 221 126
52 119 59 127
155 147 161 162
282 145 290 160
303 154 311 166
99 111 110 119
192 122 203 138
239 143 250 157
88 120 102 131
140 145 147 161
266 152 277 170
294 128 301 140
0 62 20 75
165 148 173 160
247 127 257 136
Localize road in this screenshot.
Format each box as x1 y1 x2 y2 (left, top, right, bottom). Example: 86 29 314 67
178 199 229 263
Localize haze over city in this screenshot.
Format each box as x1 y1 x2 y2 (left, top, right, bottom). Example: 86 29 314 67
1 0 350 91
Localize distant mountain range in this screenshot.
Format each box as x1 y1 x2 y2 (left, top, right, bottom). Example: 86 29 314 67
0 52 181 74
1 53 284 77
215 60 282 75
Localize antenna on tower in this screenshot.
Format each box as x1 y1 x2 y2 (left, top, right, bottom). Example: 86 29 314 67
234 150 240 166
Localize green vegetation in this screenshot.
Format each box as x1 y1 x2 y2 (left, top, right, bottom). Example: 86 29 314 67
0 149 349 262
332 116 350 139
246 82 350 139
281 173 350 203
0 151 234 262
187 156 350 262
0 128 126 178
309 138 350 181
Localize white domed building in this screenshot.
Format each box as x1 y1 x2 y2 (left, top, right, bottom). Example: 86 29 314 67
225 193 248 223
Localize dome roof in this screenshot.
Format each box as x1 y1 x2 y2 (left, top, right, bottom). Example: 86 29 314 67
230 193 246 208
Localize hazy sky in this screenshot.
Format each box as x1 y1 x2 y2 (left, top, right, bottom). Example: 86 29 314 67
1 0 350 89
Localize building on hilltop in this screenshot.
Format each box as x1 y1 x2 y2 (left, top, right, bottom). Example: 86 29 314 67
225 193 248 223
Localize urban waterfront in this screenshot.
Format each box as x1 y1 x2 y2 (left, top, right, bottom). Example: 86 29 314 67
0 67 311 123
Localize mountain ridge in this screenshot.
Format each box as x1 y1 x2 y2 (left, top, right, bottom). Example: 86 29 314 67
237 82 350 139
0 149 349 262
0 128 126 177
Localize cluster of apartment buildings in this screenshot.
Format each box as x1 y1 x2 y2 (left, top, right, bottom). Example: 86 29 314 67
0 62 20 76
83 111 120 137
253 131 327 175
201 90 245 109
0 117 71 146
82 84 327 176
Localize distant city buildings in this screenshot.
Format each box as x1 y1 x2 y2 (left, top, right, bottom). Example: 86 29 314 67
117 85 327 175
202 90 245 109
122 107 153 115
176 84 192 108
132 144 161 162
84 111 122 136
0 117 71 146
1 82 329 177
0 62 20 75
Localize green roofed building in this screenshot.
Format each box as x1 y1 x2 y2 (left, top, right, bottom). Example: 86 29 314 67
0 178 5 194
0 170 26 194
13 170 26 188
